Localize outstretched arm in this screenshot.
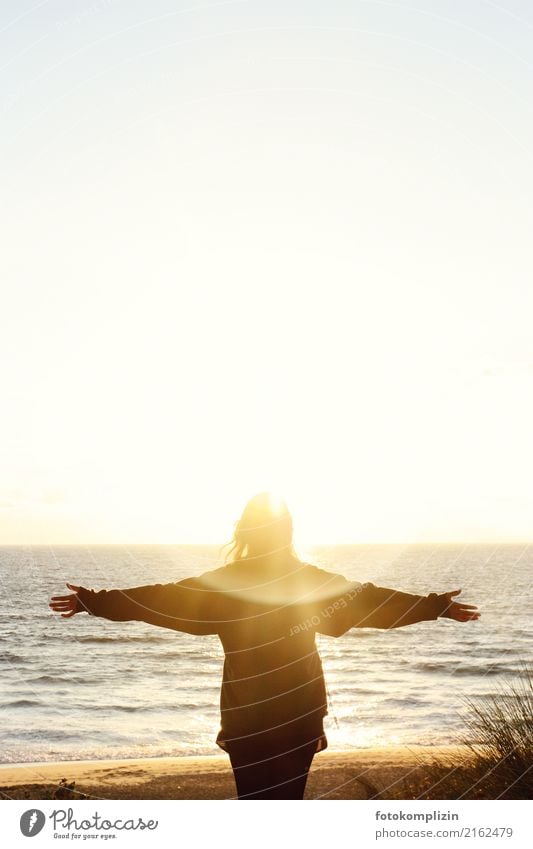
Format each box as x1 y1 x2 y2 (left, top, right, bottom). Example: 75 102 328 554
348 585 479 628
49 578 220 635
312 577 479 637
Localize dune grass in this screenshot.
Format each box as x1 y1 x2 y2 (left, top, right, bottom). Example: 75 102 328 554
396 667 533 800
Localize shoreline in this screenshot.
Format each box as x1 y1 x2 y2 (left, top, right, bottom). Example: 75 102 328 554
0 745 469 800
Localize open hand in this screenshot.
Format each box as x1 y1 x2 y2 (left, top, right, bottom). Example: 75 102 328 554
441 589 480 622
49 583 83 618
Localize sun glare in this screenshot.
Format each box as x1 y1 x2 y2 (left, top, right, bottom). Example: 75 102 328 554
1 0 532 545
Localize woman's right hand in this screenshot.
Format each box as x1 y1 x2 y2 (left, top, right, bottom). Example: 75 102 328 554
49 583 83 618
441 589 480 622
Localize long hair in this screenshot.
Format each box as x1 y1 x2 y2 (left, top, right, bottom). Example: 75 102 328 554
222 492 298 564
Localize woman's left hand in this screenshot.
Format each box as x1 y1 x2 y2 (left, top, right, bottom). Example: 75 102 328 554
49 583 83 618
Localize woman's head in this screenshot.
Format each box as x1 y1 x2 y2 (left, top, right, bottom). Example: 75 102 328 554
224 492 296 563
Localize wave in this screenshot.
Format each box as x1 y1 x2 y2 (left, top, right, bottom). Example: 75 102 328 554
26 674 87 685
451 664 522 676
324 687 381 698
85 703 152 713
0 652 31 664
76 636 128 644
341 630 378 639
0 699 42 709
6 728 79 742
64 635 170 645
381 697 423 706
413 660 519 676
0 745 218 764
76 700 215 713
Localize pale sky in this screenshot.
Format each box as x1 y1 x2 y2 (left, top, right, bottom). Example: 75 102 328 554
1 0 532 543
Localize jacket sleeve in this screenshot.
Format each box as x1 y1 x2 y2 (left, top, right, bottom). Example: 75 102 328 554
311 579 451 637
76 577 220 635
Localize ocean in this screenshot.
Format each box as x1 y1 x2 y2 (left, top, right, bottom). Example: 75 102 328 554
0 544 531 764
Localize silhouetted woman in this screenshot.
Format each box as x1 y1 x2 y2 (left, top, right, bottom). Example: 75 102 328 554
49 493 480 799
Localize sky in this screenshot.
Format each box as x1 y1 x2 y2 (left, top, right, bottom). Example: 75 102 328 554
1 0 532 544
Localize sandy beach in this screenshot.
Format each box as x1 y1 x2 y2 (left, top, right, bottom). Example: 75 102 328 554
0 746 467 800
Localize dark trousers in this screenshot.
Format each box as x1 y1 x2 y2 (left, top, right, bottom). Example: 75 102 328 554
227 740 317 799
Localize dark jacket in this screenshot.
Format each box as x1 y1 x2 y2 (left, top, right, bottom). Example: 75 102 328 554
76 558 451 753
